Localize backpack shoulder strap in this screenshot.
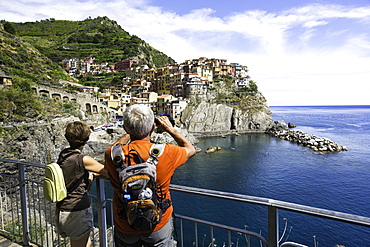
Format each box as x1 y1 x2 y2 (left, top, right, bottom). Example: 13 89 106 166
111 144 126 168
147 143 165 165
111 143 165 167
57 150 86 191
150 143 165 157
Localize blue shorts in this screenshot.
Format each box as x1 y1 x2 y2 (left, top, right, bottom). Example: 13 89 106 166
55 207 93 240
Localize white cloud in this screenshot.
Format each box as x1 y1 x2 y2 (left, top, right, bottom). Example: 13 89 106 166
302 20 328 28
344 34 370 55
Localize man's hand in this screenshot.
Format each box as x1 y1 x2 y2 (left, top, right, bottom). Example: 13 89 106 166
155 116 174 133
155 116 196 159
88 172 94 182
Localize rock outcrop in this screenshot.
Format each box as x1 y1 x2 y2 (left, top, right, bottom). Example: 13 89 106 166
0 116 79 165
265 121 347 153
0 118 198 171
288 122 297 128
180 100 274 135
205 146 222 154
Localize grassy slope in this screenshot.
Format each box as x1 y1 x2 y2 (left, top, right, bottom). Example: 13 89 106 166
12 16 175 68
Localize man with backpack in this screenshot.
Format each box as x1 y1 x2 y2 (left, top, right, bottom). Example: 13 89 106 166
105 104 196 246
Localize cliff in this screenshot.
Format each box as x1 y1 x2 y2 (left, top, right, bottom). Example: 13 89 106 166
0 117 78 165
0 116 197 171
180 92 274 136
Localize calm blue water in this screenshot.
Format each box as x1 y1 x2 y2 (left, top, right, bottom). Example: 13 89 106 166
170 105 370 246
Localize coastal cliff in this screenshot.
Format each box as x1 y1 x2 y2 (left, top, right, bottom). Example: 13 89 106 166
0 117 79 165
0 89 276 165
0 116 197 168
180 93 274 136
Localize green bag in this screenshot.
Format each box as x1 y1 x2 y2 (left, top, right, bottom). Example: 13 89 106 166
43 163 67 202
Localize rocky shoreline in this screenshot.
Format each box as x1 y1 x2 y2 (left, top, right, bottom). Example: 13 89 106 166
265 121 347 154
190 129 264 138
266 129 347 153
181 118 347 154
0 115 346 168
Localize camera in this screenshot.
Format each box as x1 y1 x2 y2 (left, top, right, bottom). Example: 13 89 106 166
154 118 160 125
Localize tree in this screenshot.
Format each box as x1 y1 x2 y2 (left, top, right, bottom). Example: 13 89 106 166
3 22 16 35
249 80 258 92
93 34 103 44
15 79 32 92
0 87 42 121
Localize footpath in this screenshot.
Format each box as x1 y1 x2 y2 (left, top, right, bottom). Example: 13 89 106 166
0 235 22 247
0 235 38 247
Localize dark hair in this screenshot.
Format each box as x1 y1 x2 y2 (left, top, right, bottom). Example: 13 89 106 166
65 121 90 149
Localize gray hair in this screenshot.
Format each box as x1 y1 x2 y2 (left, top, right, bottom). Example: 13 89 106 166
123 105 154 140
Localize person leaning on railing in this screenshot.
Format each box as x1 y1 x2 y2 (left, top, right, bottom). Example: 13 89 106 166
55 121 109 247
105 105 196 247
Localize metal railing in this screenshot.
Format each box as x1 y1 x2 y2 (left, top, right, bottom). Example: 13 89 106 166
170 185 370 246
1 158 370 247
0 158 113 247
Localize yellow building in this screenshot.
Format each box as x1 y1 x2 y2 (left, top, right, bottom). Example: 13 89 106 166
156 95 174 115
0 75 13 87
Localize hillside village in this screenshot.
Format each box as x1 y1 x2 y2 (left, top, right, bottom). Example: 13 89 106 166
0 19 258 125
59 56 253 123
0 56 254 124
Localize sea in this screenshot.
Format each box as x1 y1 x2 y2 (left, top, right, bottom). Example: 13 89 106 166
100 105 370 246
169 105 370 247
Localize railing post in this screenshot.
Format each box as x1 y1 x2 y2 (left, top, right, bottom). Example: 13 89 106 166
179 218 184 247
194 222 198 247
96 178 107 247
267 205 278 247
18 163 30 246
210 226 214 247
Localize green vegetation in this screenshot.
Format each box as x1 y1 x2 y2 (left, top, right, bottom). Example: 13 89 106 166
0 26 77 85
2 22 16 35
222 75 235 88
0 81 42 122
0 25 68 121
0 127 13 137
8 16 175 68
213 77 261 109
1 218 46 244
56 101 82 118
77 72 124 90
248 80 258 92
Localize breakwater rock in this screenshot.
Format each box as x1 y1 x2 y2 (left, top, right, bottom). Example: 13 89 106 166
205 146 222 154
266 128 348 153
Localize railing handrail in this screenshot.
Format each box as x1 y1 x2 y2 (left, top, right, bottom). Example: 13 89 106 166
170 184 370 228
174 213 268 246
0 158 45 168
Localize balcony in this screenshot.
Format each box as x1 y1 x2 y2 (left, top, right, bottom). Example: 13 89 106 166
1 158 370 247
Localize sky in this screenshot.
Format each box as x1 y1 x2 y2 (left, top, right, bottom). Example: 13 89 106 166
1 0 370 106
